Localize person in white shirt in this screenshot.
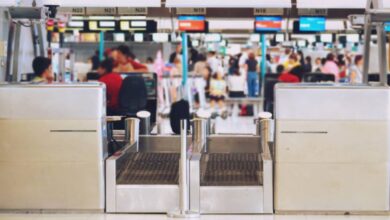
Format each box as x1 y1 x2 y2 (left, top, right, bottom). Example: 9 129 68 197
228 68 246 98
279 48 292 65
207 51 220 74
239 49 249 75
349 55 364 84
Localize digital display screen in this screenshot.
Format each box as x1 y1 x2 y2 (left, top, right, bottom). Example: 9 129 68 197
275 33 284 42
254 16 282 33
205 33 222 42
120 20 157 33
99 21 115 28
120 21 130 30
297 40 306 47
68 21 84 28
320 34 333 43
346 34 360 43
131 21 147 28
178 16 206 32
250 34 260 42
385 22 390 32
134 33 144 42
152 33 169 42
192 40 200 47
88 21 98 30
299 17 326 32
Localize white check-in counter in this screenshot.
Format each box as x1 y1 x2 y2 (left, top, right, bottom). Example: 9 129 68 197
0 83 107 212
274 84 390 213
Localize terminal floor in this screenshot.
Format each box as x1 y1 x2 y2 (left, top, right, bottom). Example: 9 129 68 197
0 214 390 220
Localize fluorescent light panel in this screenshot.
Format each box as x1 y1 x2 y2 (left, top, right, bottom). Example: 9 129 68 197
166 0 291 8
297 0 366 8
60 0 160 7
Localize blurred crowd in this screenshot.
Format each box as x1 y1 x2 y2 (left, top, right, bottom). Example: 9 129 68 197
88 44 364 114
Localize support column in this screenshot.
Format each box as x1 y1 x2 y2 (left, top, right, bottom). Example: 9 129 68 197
260 34 267 96
99 31 104 61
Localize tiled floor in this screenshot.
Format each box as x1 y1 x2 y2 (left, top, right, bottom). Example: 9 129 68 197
0 214 390 220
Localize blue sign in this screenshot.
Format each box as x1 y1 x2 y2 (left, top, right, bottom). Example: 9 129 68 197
178 15 205 21
299 17 326 32
385 22 390 32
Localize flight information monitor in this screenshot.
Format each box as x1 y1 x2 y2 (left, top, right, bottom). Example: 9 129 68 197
320 33 333 43
346 34 360 43
385 22 390 32
275 33 285 42
254 16 282 33
152 33 169 42
178 16 207 32
299 17 326 32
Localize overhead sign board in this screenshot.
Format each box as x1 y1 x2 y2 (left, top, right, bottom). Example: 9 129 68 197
254 8 284 16
298 9 328 16
86 7 117 15
58 7 86 15
166 0 291 8
117 7 148 15
176 8 206 15
296 0 366 8
59 0 161 7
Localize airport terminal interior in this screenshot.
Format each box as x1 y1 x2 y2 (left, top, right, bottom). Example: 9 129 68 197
2 0 390 219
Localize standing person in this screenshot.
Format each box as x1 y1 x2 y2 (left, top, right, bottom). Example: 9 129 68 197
228 56 239 75
313 57 322 72
245 52 260 97
279 48 291 64
31 57 54 83
145 57 154 72
89 50 100 71
303 56 313 73
193 54 208 108
322 53 340 82
349 55 364 84
283 53 300 72
170 58 183 102
169 44 182 64
227 68 246 98
297 51 305 66
209 71 227 109
265 54 273 74
193 54 208 77
97 59 123 115
204 66 213 99
113 45 148 73
239 47 250 76
207 51 220 74
189 47 199 71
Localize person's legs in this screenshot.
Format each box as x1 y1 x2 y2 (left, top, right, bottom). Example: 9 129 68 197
247 73 254 97
248 72 257 97
254 73 259 97
218 96 225 109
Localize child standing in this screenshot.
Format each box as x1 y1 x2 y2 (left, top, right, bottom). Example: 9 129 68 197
209 71 227 110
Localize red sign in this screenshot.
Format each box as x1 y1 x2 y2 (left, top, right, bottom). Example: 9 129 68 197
179 20 205 32
255 21 282 30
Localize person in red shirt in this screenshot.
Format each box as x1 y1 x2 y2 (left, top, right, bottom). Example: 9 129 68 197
97 59 123 115
278 66 303 83
113 45 148 73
